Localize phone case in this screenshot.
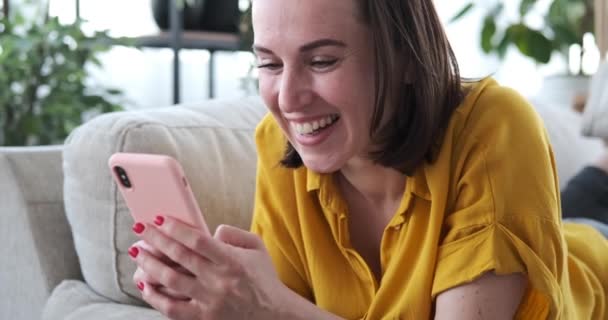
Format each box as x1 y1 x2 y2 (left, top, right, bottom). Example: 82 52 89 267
108 152 210 235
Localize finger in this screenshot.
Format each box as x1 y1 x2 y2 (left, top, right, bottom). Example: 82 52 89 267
134 240 164 258
214 224 264 249
134 267 160 286
156 286 191 301
135 240 179 268
134 268 190 301
140 282 201 320
133 240 194 275
152 216 233 265
132 244 198 298
135 222 213 278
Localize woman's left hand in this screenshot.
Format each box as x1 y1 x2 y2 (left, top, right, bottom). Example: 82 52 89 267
130 216 290 320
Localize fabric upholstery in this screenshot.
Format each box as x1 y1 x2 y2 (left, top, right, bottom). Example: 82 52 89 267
532 100 604 187
582 61 608 139
0 146 82 320
43 280 167 320
62 97 266 304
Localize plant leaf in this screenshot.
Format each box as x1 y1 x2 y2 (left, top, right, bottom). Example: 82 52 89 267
481 16 496 53
551 23 580 49
496 33 511 59
489 3 504 16
1 4 127 146
507 24 552 64
106 88 123 95
519 0 537 17
449 2 475 23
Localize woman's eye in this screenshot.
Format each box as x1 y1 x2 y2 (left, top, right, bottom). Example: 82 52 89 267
257 62 282 70
311 59 338 68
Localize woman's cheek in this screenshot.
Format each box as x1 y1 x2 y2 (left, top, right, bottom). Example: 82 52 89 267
258 77 276 106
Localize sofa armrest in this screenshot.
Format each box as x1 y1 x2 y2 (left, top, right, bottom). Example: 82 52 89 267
43 280 166 320
0 146 83 320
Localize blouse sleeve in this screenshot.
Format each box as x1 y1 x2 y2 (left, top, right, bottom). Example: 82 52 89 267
431 86 566 318
249 117 314 301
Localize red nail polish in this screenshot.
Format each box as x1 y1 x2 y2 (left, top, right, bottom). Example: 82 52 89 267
132 222 145 234
137 281 144 291
128 246 139 258
154 215 165 226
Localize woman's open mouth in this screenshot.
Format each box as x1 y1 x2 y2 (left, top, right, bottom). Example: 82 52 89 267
291 114 340 137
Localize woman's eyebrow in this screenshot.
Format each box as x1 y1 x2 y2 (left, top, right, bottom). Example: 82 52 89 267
253 38 347 55
299 39 347 52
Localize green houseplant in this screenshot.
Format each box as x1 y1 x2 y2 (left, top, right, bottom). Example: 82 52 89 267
0 2 126 146
452 0 595 73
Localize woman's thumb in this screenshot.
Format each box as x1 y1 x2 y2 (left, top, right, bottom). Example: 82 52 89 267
214 224 262 249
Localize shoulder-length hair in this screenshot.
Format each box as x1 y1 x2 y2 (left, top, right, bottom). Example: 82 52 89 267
281 0 466 176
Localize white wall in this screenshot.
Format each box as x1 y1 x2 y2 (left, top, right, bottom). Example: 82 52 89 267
49 0 255 109
47 0 589 109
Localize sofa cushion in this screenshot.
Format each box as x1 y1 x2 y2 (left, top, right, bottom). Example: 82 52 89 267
582 61 608 138
62 97 266 304
43 280 166 320
531 99 605 188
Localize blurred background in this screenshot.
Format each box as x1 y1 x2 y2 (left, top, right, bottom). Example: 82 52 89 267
1 0 605 145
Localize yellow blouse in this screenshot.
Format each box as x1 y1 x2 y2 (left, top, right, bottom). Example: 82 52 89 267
250 78 608 319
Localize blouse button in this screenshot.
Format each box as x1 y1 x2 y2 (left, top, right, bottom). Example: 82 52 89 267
393 224 402 231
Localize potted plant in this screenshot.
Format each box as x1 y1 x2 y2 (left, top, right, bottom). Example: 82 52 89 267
452 0 595 71
451 0 597 108
0 1 127 146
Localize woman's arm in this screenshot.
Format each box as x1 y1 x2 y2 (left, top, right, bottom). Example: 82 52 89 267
278 289 345 320
131 217 346 320
434 272 527 320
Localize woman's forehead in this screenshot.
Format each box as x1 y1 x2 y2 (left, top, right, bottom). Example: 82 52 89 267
252 0 362 47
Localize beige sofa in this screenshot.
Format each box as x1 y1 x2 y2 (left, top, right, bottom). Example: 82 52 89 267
0 96 604 319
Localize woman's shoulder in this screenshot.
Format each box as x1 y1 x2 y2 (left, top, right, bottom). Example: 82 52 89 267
451 77 547 144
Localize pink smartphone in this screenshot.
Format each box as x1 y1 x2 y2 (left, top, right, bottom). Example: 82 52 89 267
108 152 210 235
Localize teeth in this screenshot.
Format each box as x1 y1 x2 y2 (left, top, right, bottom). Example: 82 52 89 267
303 123 312 133
292 115 339 135
320 118 327 127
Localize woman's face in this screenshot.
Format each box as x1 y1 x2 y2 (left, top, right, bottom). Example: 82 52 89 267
252 0 376 173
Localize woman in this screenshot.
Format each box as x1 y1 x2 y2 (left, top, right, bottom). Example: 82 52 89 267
128 0 608 319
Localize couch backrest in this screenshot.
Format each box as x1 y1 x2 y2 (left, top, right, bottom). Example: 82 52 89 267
531 99 605 187
62 97 267 304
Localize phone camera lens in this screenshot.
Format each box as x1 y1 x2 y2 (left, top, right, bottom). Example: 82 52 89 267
113 166 132 188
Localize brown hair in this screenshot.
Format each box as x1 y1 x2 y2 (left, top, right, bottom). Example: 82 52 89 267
280 0 466 175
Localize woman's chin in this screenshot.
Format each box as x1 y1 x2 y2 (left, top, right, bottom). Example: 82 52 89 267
301 156 342 174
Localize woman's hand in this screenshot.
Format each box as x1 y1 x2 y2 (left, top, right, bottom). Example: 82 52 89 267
129 216 291 320
131 240 192 300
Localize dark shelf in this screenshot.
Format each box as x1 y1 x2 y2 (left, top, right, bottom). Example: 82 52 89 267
73 0 242 102
134 31 241 51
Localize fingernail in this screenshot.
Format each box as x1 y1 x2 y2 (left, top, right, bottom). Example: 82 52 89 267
137 281 144 291
154 215 165 226
132 222 145 234
128 246 139 259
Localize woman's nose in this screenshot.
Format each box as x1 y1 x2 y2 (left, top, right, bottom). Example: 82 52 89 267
278 69 313 113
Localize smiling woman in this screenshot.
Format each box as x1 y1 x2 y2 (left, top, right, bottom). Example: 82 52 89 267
128 0 608 319
253 0 463 175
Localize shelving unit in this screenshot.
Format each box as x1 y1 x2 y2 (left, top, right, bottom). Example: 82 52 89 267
76 0 242 103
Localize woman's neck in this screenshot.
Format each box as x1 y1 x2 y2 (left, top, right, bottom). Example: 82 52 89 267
337 157 407 208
